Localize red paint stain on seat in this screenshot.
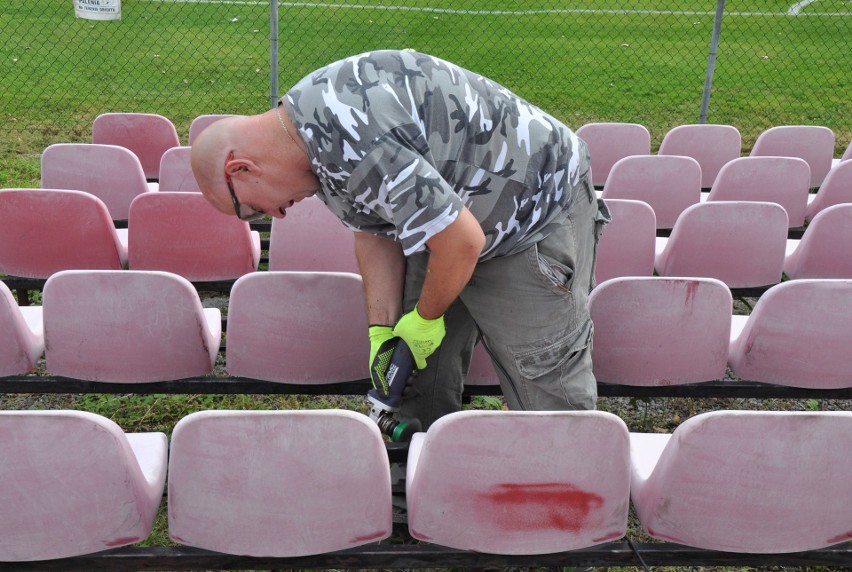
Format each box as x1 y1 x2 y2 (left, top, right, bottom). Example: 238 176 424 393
478 483 604 532
828 531 852 544
350 530 388 543
104 536 141 547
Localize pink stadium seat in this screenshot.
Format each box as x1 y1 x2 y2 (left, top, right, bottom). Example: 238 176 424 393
188 114 237 144
92 112 180 180
157 146 201 193
268 196 359 273
43 270 221 382
575 122 651 188
785 204 852 279
0 188 128 278
728 279 852 388
226 271 368 383
589 277 732 386
602 155 701 229
805 160 852 223
595 198 656 284
654 201 788 289
407 410 630 554
834 140 852 167
168 409 392 557
750 125 835 188
128 192 260 281
41 143 154 220
0 281 44 376
464 341 500 387
658 124 742 189
630 410 852 553
0 410 167 561
704 156 810 228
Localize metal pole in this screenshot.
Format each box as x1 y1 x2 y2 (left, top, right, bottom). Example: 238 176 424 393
270 0 279 109
699 0 725 123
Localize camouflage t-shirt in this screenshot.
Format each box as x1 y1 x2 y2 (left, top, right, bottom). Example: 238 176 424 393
282 49 589 260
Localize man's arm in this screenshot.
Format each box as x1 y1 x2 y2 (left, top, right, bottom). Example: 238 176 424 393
354 232 406 326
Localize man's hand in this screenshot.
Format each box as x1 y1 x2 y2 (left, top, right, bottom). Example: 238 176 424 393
368 325 397 397
392 306 446 369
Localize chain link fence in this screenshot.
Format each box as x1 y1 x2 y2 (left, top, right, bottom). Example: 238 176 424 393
1 0 849 157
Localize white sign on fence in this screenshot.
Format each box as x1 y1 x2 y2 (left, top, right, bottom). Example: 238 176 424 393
74 0 122 21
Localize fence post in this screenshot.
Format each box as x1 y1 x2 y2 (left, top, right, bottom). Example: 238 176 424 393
269 0 279 109
699 0 726 123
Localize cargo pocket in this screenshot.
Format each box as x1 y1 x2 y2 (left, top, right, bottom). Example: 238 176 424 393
510 322 591 381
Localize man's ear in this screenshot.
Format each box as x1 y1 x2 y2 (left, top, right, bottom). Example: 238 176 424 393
225 156 262 179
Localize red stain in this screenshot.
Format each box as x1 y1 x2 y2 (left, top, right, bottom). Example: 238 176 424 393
828 531 852 544
104 536 141 547
684 281 699 305
350 530 387 543
478 483 604 532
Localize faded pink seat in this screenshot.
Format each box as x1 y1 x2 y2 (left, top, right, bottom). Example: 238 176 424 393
575 122 651 188
168 409 391 557
704 156 810 227
188 114 237 144
268 196 359 273
785 204 852 279
805 160 852 223
654 201 788 289
833 139 852 167
0 281 44 376
0 410 167 561
92 112 180 180
463 341 500 387
728 279 852 388
128 192 260 281
157 146 201 193
41 143 154 220
595 198 656 284
750 125 835 188
589 277 731 386
602 155 701 229
226 271 368 383
407 410 630 554
658 124 742 189
0 188 128 278
43 270 221 382
630 410 852 552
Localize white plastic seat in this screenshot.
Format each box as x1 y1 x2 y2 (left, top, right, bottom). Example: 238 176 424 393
630 410 852 553
0 410 167 561
805 160 852 223
268 196 359 273
226 271 368 383
92 112 180 180
589 277 732 386
0 281 44 376
654 201 788 289
407 410 631 554
785 204 852 279
43 270 221 382
658 124 742 189
704 156 810 228
750 125 835 188
128 191 260 281
595 198 656 284
601 155 701 229
41 143 155 220
157 146 201 193
168 409 392 557
0 188 128 278
728 279 852 388
575 122 651 188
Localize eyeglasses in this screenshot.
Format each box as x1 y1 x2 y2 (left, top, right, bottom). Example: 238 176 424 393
225 153 266 222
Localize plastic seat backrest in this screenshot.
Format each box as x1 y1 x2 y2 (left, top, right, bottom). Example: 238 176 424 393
595 198 656 284
0 281 44 376
168 409 391 557
575 122 651 187
0 188 127 278
805 160 852 223
226 271 368 383
658 124 741 189
43 270 221 382
128 191 260 281
157 146 201 193
92 112 180 180
0 410 167 561
728 279 852 388
407 410 631 554
750 125 834 188
41 143 151 220
785 204 852 279
602 155 701 229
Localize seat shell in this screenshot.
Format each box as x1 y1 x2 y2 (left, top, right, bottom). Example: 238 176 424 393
0 281 44 376
92 112 180 180
595 198 656 284
805 160 852 223
157 146 201 193
658 124 742 189
576 122 651 188
785 204 852 279
750 125 835 188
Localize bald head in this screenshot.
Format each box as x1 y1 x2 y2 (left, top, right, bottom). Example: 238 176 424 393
190 115 248 213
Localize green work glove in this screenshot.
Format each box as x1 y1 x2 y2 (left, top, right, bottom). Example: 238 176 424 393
393 306 446 370
368 325 396 397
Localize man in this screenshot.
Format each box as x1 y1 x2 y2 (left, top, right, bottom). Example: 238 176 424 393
192 49 609 429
